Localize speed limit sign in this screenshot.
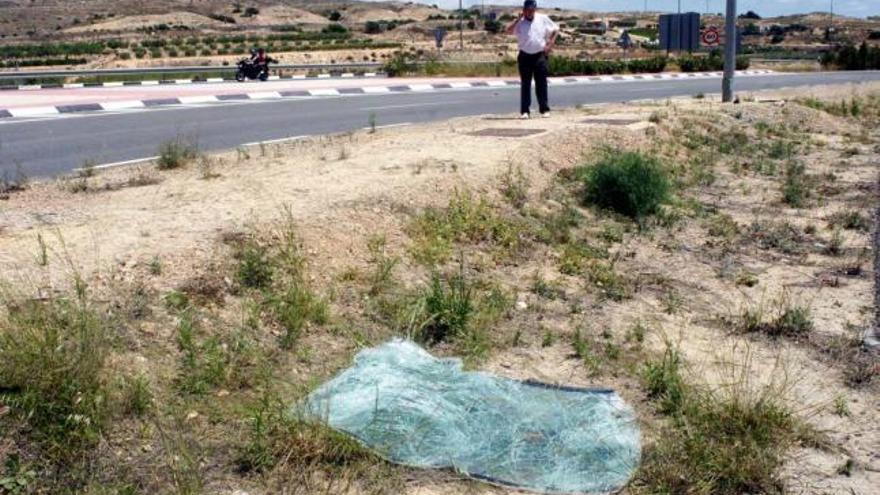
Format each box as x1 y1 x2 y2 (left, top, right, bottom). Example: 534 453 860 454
702 26 720 46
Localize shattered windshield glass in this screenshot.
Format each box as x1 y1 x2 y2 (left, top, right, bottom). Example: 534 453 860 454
303 340 641 494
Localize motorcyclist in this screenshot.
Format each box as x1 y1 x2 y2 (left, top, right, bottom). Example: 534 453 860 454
249 48 275 75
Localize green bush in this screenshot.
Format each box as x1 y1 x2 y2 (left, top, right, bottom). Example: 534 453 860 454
157 137 199 170
679 54 750 72
0 41 104 59
237 243 274 289
581 151 671 220
782 161 809 207
0 282 111 461
323 23 349 35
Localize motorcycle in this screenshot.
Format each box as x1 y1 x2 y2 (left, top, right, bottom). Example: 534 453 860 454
235 57 276 82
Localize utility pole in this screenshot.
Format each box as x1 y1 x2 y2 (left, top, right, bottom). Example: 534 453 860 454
829 0 834 40
722 0 737 102
459 0 464 50
678 1 681 14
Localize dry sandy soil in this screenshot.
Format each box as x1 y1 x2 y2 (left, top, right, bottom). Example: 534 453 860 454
0 82 878 494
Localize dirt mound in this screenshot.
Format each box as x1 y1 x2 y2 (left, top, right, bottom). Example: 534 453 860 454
64 11 225 33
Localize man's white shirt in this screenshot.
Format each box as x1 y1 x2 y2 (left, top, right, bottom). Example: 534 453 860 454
515 14 559 55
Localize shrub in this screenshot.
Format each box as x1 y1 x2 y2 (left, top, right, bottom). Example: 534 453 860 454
581 150 671 220
157 137 199 170
782 161 809 207
484 19 502 34
323 23 348 35
365 21 383 34
237 243 274 289
0 282 111 461
243 7 260 17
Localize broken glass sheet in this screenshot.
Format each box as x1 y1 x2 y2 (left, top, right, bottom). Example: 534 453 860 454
302 339 640 494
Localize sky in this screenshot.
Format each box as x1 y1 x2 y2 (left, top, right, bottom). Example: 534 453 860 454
377 1 878 19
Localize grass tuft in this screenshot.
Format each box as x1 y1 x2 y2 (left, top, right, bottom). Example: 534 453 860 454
0 282 112 463
636 343 808 495
157 136 199 170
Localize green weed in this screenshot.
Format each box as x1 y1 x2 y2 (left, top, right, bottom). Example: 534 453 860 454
580 150 671 220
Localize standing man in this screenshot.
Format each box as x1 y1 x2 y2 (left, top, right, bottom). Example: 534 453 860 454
506 0 559 119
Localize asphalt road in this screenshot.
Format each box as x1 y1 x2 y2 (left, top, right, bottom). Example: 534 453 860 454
2 71 879 178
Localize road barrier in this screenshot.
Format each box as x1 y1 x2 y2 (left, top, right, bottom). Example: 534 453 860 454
0 62 384 82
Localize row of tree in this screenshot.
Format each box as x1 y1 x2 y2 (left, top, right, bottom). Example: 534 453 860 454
821 42 880 70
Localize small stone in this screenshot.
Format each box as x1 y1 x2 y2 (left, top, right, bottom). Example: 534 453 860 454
217 390 230 398
186 411 199 421
516 301 528 311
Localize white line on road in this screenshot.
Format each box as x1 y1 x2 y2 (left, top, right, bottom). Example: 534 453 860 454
73 156 159 172
359 101 465 111
362 122 412 131
242 135 309 146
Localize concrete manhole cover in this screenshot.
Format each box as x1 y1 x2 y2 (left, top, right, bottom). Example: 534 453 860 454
581 118 642 126
468 128 546 138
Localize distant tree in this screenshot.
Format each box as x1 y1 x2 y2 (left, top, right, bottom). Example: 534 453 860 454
243 7 259 18
467 20 476 30
365 21 383 34
328 11 342 22
322 23 348 34
742 23 761 36
484 19 502 34
739 11 762 20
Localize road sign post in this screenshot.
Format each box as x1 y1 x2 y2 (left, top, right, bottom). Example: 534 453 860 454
701 26 720 46
722 0 737 102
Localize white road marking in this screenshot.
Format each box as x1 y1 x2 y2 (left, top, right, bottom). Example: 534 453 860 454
360 101 464 111
178 95 219 104
9 106 60 117
100 100 146 110
73 155 159 172
362 86 391 94
309 88 341 96
242 135 309 146
247 91 282 99
362 122 412 131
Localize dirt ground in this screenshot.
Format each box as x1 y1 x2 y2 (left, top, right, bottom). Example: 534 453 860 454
0 82 878 494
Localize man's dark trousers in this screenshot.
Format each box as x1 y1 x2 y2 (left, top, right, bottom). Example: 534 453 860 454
518 50 549 115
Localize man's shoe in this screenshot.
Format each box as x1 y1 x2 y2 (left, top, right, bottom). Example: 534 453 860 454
540 112 551 118
520 113 530 119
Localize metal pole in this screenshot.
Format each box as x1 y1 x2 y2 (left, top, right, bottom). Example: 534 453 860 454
678 0 681 14
722 0 737 102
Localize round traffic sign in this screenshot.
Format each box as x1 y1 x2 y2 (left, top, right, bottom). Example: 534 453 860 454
702 26 720 46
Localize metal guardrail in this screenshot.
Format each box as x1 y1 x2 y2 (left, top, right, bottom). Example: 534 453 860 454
0 62 385 80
